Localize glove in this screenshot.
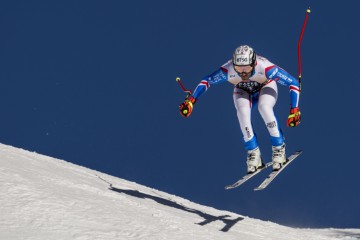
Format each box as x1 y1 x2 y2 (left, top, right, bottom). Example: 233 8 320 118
179 96 196 117
287 107 301 127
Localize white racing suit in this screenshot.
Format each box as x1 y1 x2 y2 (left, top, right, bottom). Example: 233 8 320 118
191 55 300 150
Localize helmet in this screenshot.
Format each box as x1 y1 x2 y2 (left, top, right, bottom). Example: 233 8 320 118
233 45 256 66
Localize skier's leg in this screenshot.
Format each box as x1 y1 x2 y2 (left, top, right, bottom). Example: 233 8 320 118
258 81 284 146
234 88 263 173
233 87 257 150
258 81 286 169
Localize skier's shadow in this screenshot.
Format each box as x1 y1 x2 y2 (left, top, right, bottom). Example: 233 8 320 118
109 186 243 232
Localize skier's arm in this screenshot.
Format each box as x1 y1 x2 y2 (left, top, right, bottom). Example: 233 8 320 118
265 65 301 127
192 67 228 100
265 65 300 108
179 66 228 118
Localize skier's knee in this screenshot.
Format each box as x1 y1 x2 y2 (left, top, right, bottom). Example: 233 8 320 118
258 104 272 114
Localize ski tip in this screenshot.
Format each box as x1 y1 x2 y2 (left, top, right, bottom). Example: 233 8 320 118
290 150 303 156
295 150 303 156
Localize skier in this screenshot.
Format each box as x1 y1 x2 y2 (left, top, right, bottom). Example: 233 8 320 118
179 45 301 173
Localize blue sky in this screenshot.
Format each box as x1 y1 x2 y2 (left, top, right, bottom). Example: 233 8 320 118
1 0 360 228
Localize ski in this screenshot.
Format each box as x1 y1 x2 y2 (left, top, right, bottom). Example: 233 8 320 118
254 150 303 191
225 162 273 190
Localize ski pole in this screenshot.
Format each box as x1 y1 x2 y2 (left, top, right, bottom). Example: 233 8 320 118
297 6 311 89
176 77 192 99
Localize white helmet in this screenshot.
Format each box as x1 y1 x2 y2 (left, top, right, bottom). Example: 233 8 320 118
233 45 256 66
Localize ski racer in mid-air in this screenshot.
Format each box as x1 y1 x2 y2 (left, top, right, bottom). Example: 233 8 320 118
179 45 301 173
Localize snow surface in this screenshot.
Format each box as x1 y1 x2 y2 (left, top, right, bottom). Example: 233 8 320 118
1 143 359 240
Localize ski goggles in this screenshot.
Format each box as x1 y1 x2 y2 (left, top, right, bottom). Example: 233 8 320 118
234 65 253 73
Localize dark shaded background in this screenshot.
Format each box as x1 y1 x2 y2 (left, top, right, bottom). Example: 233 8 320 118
1 0 359 228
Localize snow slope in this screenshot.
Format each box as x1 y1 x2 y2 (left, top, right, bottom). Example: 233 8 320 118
1 143 359 240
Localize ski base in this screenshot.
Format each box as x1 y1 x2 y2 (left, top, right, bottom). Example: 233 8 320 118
225 162 272 190
254 150 303 191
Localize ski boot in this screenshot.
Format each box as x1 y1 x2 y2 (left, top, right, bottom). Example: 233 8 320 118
246 147 264 173
272 143 286 171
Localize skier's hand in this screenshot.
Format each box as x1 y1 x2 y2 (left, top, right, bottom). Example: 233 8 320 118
287 107 301 127
179 96 196 117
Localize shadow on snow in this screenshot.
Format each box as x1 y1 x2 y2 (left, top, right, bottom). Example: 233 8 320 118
109 186 243 232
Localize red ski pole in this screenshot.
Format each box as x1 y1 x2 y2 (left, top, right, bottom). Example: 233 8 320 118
176 77 192 99
297 7 311 90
